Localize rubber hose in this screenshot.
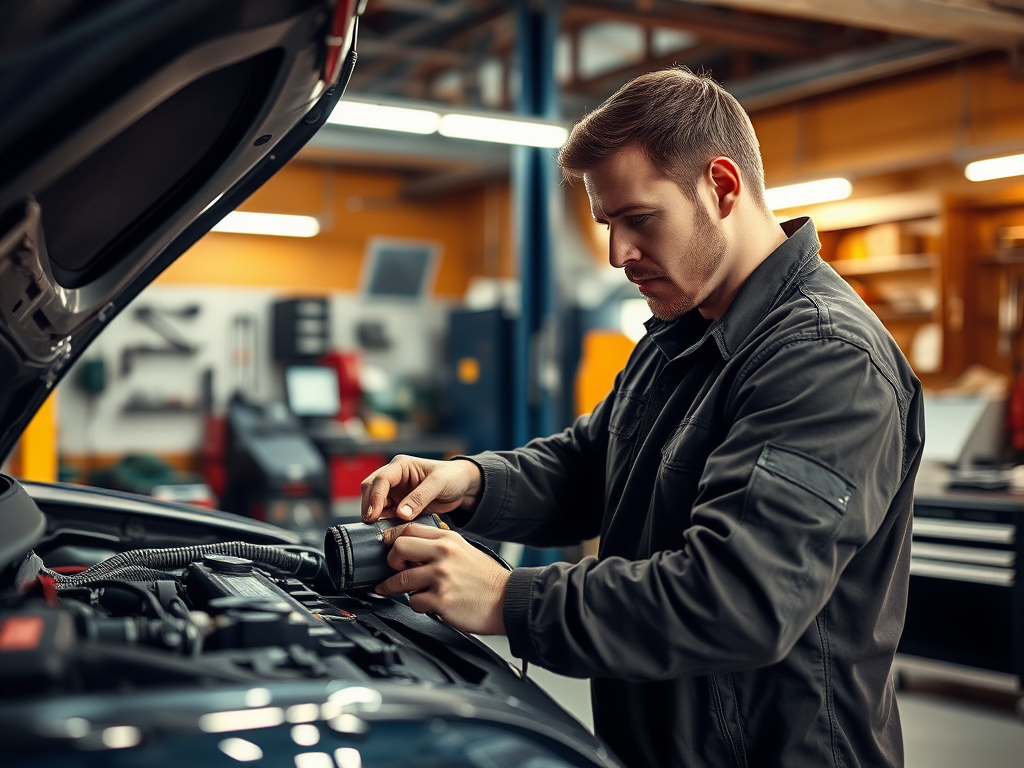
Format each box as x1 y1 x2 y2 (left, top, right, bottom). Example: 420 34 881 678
41 541 325 589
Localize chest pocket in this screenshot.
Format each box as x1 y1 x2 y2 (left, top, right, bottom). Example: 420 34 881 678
661 418 715 473
646 419 716 551
608 391 647 439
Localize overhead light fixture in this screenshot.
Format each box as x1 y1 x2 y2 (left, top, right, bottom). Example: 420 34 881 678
764 177 853 210
965 153 1024 182
326 101 440 134
438 113 568 147
324 98 569 147
212 212 320 238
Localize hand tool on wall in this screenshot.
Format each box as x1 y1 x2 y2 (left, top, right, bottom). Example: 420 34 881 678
120 304 201 375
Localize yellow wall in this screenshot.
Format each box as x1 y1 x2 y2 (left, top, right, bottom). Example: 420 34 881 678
158 164 514 295
18 392 57 482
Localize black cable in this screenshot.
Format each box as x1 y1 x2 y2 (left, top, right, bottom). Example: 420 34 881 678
37 541 326 589
463 537 514 571
461 537 528 679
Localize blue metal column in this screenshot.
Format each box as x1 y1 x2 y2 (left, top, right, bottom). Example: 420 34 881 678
512 0 561 447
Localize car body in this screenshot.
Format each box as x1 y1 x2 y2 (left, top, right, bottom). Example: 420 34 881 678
0 3 617 766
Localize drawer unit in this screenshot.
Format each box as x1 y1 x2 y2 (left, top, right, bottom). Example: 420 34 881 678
901 496 1024 681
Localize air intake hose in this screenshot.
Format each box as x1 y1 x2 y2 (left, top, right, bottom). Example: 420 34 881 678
324 514 446 591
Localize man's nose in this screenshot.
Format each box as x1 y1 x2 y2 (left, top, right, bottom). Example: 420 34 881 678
608 228 640 269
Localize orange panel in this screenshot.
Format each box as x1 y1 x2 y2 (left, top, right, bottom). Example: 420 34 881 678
575 330 636 416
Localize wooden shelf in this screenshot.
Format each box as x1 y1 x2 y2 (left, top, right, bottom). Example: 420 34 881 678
983 250 1024 265
828 253 936 277
869 307 935 323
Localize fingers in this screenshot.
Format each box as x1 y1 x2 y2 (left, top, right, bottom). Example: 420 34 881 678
385 532 448 570
393 470 454 521
374 530 511 635
360 455 460 522
375 565 436 597
378 528 458 591
381 521 447 546
360 468 392 522
373 573 444 620
360 459 414 522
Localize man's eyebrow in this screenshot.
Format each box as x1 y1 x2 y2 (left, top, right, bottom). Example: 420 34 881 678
594 203 656 221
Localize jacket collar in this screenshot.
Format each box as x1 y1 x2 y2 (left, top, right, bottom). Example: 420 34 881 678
645 217 821 361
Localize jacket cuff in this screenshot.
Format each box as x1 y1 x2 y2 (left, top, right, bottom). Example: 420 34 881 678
449 452 511 536
503 566 544 663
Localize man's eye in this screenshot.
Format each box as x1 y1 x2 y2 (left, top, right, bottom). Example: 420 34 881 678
628 215 650 226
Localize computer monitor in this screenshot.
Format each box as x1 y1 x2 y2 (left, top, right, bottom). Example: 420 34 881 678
921 394 1006 467
285 365 341 419
362 239 438 300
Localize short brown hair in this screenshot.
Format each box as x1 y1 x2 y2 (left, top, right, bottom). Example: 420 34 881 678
558 67 767 211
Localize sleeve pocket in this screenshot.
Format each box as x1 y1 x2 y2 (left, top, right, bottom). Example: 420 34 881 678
755 444 855 514
736 445 858 630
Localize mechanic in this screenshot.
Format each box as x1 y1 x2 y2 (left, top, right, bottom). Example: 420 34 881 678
361 68 924 768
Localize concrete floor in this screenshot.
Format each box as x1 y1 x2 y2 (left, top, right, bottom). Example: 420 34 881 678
477 637 1024 767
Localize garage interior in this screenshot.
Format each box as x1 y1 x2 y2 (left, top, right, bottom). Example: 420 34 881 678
5 1 1024 763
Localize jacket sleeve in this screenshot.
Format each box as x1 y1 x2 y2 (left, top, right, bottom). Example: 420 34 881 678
455 374 618 548
502 337 908 680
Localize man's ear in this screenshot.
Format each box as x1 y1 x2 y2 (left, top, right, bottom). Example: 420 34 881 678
707 156 741 218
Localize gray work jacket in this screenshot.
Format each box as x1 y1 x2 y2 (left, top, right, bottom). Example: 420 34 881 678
460 217 925 768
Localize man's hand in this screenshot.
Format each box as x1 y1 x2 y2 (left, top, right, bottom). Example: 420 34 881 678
375 524 509 636
361 456 483 523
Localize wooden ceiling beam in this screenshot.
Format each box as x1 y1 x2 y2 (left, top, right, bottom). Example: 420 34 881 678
367 0 472 23
562 41 727 97
563 2 820 58
356 38 466 65
352 5 508 89
680 0 1024 47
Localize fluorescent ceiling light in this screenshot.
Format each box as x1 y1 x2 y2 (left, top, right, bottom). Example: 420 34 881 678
326 101 440 134
765 178 852 210
212 212 320 238
324 98 568 147
438 113 568 147
965 153 1024 182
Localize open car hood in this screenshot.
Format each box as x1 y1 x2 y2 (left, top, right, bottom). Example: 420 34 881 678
0 0 360 460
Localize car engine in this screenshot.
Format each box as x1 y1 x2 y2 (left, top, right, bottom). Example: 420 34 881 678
2 539 504 694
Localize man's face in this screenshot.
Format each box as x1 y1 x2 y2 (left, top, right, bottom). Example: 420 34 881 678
585 146 728 320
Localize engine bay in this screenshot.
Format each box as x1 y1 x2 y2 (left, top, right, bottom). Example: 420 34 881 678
0 476 511 699
6 542 457 693
0 477 616 767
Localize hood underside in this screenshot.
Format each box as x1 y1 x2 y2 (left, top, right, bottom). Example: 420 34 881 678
0 0 358 460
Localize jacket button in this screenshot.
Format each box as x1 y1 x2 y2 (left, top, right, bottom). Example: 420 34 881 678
660 383 672 394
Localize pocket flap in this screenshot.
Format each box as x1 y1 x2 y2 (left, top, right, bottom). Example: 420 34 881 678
755 444 855 514
608 391 646 439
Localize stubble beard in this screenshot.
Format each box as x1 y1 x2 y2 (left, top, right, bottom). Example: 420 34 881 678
646 205 728 321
